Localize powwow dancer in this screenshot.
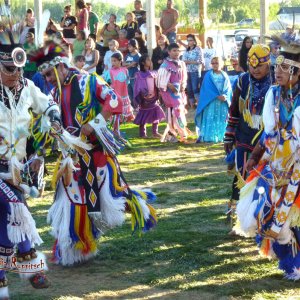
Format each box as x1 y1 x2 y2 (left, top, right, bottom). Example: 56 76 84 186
156 43 189 143
31 42 157 266
134 54 165 138
234 38 300 279
224 45 272 232
0 30 62 298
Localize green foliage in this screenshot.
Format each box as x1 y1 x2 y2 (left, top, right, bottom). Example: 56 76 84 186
7 0 289 28
269 3 281 21
208 0 261 23
10 0 129 25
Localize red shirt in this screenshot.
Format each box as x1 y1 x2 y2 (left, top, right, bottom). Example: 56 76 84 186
118 38 129 58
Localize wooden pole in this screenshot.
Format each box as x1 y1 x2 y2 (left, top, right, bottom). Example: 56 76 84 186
260 0 269 44
199 0 207 47
34 0 42 47
146 0 156 57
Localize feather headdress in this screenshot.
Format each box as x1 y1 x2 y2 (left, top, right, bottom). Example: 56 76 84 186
271 35 300 55
0 18 27 67
29 39 68 72
270 34 300 68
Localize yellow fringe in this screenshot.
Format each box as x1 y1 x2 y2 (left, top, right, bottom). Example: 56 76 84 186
126 195 145 236
147 204 158 223
74 205 97 253
239 98 245 113
107 157 126 192
235 171 246 189
78 76 97 126
240 177 259 199
251 127 263 145
243 110 254 128
134 189 147 200
53 66 62 100
288 206 300 228
51 154 62 189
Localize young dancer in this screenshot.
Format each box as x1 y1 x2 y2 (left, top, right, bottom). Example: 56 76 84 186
156 43 188 142
134 54 165 138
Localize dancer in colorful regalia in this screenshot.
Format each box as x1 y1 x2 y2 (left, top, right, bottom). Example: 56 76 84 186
224 45 272 232
156 43 189 143
31 42 157 266
0 30 62 298
234 38 300 279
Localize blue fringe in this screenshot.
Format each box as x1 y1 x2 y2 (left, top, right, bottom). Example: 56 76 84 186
69 204 79 243
132 189 157 204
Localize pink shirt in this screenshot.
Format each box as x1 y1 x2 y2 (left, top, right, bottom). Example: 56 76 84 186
78 8 88 31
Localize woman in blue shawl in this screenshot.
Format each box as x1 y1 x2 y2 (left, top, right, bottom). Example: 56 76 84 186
195 56 232 142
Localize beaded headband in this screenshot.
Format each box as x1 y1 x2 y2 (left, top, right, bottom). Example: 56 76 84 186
276 55 300 69
38 56 64 73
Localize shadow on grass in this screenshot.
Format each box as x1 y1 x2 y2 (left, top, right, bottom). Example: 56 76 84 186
9 122 294 299
10 202 291 300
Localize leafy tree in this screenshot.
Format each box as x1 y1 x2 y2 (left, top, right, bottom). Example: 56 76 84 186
269 3 280 21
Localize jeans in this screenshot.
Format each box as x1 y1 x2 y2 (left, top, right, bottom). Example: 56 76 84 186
186 71 200 105
167 32 177 44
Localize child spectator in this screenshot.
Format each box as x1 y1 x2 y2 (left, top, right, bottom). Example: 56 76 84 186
103 39 122 71
72 30 86 59
123 39 141 107
74 55 89 74
110 52 134 134
82 37 99 74
134 54 165 138
102 39 122 82
134 29 148 55
118 29 129 58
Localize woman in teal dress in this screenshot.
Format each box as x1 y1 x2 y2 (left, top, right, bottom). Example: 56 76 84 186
195 56 232 142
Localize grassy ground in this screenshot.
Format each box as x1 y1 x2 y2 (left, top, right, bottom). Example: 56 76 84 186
6 117 300 300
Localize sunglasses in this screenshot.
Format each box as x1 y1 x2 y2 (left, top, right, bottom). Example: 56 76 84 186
211 62 219 65
64 10 69 13
2 64 21 73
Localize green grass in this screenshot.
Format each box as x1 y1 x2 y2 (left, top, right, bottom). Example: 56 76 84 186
6 120 300 300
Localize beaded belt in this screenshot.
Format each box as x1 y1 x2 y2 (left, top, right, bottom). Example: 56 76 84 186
0 160 8 166
0 246 14 256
